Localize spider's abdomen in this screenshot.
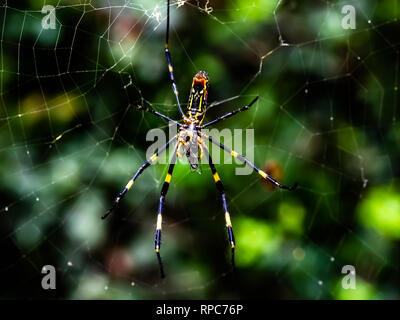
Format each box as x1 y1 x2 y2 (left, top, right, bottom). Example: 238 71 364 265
187 71 209 122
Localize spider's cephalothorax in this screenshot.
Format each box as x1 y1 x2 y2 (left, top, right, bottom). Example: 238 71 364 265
103 0 298 279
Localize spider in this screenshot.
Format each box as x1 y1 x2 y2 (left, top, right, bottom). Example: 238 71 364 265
102 0 298 278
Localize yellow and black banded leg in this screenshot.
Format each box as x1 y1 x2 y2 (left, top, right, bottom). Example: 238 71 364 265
206 135 298 190
102 136 177 220
165 0 184 116
203 147 236 268
155 148 178 278
137 105 182 126
200 96 259 129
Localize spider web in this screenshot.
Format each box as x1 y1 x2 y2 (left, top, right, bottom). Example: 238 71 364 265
0 0 399 299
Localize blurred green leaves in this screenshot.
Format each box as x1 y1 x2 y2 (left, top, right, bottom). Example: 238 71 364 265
278 202 305 235
67 192 106 247
1 0 399 300
235 217 281 268
357 186 400 239
334 277 378 300
229 0 279 23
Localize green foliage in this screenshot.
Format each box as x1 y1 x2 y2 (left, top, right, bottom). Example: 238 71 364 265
0 0 399 300
358 187 400 239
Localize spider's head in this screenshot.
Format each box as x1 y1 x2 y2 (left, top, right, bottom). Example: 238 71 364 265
192 71 209 91
187 71 209 121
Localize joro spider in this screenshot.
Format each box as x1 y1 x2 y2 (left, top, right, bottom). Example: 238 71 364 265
102 0 298 278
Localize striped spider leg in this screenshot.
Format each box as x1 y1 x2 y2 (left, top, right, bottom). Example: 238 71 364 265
200 96 259 129
137 104 182 127
165 0 184 116
202 144 236 268
154 144 179 278
102 135 177 220
202 133 298 191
